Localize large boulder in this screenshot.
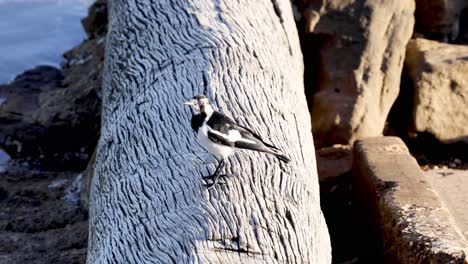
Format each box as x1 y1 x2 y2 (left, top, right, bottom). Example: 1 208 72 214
406 38 468 144
0 66 66 160
303 0 415 147
414 0 468 42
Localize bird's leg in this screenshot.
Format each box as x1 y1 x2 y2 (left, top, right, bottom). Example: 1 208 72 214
204 159 225 189
202 159 225 181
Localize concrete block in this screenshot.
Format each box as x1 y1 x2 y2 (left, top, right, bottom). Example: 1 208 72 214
352 136 467 263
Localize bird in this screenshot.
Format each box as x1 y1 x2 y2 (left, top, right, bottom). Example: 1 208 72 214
184 94 290 189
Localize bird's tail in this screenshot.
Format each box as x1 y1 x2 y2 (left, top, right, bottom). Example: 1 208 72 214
261 141 290 163
275 153 291 163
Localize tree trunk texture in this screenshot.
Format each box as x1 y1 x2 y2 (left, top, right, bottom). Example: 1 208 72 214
87 0 331 263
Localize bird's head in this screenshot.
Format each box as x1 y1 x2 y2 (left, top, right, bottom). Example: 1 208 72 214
184 94 214 115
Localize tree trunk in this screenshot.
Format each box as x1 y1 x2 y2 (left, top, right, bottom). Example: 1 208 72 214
87 0 331 263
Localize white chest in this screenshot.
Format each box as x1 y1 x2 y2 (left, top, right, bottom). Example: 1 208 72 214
197 121 235 159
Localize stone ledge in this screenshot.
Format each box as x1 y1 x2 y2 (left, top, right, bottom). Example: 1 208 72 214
352 136 468 264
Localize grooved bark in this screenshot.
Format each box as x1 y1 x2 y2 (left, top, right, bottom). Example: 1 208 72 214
87 0 331 263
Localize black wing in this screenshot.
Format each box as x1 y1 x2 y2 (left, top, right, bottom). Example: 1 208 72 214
206 111 237 135
237 124 281 151
206 112 277 152
207 130 235 147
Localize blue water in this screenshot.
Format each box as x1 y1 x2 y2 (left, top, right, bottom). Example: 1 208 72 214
0 0 91 83
0 148 10 173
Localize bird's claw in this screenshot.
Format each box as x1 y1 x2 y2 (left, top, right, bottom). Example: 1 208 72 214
203 178 226 189
203 181 217 189
202 174 228 181
202 174 229 189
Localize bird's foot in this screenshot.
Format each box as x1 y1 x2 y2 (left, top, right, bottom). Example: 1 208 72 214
203 178 228 189
203 181 220 190
202 174 228 181
203 174 232 189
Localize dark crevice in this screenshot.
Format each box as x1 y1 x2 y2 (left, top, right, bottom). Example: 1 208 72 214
271 0 293 55
271 0 284 24
320 173 384 263
209 237 264 255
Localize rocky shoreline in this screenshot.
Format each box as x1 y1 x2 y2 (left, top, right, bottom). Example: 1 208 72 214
0 168 88 263
0 1 106 263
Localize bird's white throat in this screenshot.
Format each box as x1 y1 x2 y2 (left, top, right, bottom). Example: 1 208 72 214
202 103 214 118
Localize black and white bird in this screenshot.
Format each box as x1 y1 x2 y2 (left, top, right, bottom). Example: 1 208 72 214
184 94 290 189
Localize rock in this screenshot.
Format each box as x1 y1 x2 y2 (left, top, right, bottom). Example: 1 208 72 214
0 167 88 263
414 0 468 42
303 0 415 147
316 144 352 181
405 38 468 144
352 137 468 263
0 66 64 158
81 0 108 39
0 59 101 170
80 149 96 212
0 1 108 263
0 2 106 170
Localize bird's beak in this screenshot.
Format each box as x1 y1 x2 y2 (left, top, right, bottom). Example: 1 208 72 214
184 101 194 106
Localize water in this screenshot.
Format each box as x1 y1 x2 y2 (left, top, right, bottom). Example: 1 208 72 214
0 148 11 173
0 0 91 83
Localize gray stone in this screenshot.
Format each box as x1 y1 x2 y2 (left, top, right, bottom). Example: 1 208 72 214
353 136 467 263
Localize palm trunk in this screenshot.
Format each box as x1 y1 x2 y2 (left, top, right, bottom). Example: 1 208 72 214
87 0 331 263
